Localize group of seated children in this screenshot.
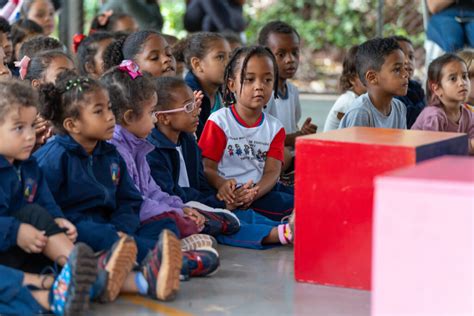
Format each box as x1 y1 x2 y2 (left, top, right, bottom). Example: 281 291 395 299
0 1 473 314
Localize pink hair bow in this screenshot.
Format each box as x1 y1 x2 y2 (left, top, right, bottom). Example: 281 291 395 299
14 56 31 80
98 10 113 26
118 60 142 79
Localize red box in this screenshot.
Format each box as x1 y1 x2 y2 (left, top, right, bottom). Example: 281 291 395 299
294 127 468 290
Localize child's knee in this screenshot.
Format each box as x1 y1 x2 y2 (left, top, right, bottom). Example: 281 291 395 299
12 204 63 236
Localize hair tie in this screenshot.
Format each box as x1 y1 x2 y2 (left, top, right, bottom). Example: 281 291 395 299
72 33 86 53
66 78 89 92
97 10 113 26
14 56 31 80
118 60 142 79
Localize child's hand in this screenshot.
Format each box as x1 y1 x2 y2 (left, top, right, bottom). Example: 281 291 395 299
17 223 48 253
183 207 206 230
300 117 317 135
233 180 258 207
55 218 77 242
193 90 205 109
34 115 53 145
217 179 237 204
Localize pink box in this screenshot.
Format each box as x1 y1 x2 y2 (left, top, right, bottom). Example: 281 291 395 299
372 156 474 315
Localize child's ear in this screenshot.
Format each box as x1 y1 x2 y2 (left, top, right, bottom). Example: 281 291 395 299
190 57 202 73
365 70 377 85
31 79 41 89
63 117 79 134
431 81 442 97
123 109 135 125
227 77 236 93
84 61 97 78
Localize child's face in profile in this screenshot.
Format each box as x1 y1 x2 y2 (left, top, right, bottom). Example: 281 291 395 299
134 34 176 77
89 38 113 79
397 40 415 79
229 54 275 111
0 105 37 163
125 92 158 139
42 56 76 85
0 47 11 79
433 60 470 105
0 32 13 64
27 0 55 36
374 49 409 97
162 85 200 134
266 32 300 81
198 39 231 86
74 88 116 141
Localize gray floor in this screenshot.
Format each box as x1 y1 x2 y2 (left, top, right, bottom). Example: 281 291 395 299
90 95 363 315
91 246 370 316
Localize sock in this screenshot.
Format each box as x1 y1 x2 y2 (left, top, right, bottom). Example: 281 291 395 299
277 224 292 244
135 272 148 295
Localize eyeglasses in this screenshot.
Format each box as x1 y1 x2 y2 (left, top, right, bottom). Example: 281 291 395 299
156 100 197 115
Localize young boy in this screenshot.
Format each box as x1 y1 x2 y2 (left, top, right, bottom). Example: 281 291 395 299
339 37 409 129
390 35 426 128
147 77 295 249
258 21 317 170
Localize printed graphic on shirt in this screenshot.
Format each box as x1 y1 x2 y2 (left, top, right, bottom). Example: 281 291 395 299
227 145 234 156
24 178 38 202
110 163 120 186
226 137 269 163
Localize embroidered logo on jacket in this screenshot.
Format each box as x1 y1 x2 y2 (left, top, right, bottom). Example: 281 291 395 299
24 178 38 202
110 163 120 186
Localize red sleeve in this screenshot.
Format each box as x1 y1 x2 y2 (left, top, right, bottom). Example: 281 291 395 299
267 128 285 162
198 120 227 162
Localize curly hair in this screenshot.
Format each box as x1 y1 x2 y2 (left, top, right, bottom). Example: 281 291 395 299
0 78 38 124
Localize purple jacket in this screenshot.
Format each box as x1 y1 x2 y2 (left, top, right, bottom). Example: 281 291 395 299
110 125 185 222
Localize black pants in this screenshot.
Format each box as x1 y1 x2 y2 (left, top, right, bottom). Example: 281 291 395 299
0 204 64 273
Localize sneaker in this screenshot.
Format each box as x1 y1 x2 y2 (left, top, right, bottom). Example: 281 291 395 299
181 234 218 251
50 243 97 316
181 247 220 279
185 201 240 236
93 235 137 302
141 229 182 301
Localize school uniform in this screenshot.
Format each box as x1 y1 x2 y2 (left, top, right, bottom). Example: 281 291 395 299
147 127 280 249
198 105 294 221
0 155 64 270
34 134 176 262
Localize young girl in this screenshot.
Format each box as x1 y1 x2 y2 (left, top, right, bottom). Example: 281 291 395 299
20 0 56 36
9 18 43 75
103 60 238 242
411 54 474 155
457 49 474 107
75 31 114 79
21 50 75 86
198 46 294 222
18 35 63 61
90 10 138 34
103 30 176 78
323 45 366 132
178 32 231 139
148 76 295 248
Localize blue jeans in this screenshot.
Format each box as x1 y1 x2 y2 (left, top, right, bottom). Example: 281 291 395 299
0 265 47 315
216 209 280 250
426 6 474 52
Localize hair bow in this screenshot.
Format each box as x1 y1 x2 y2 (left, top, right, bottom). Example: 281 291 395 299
72 33 87 53
66 78 89 92
98 10 113 26
118 60 142 79
14 56 31 80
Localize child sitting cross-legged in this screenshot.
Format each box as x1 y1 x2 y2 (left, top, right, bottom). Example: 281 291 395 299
147 76 295 248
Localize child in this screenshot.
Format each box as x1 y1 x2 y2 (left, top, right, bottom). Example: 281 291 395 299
9 19 43 76
177 32 231 139
0 17 13 68
75 31 114 79
339 37 409 129
0 46 11 78
104 60 238 240
457 49 474 107
148 76 295 248
258 21 317 157
18 35 63 60
21 50 75 86
411 53 474 154
0 244 98 315
324 45 366 132
90 10 138 34
103 30 176 78
390 35 426 128
199 46 294 222
20 0 56 36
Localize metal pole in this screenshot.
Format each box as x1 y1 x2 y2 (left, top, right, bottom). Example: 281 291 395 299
377 0 384 37
59 0 84 52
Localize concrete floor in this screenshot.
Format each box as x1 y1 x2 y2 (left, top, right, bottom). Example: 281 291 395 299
91 245 370 316
90 95 356 315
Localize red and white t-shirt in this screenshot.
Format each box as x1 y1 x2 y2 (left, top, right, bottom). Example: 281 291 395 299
198 106 285 185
